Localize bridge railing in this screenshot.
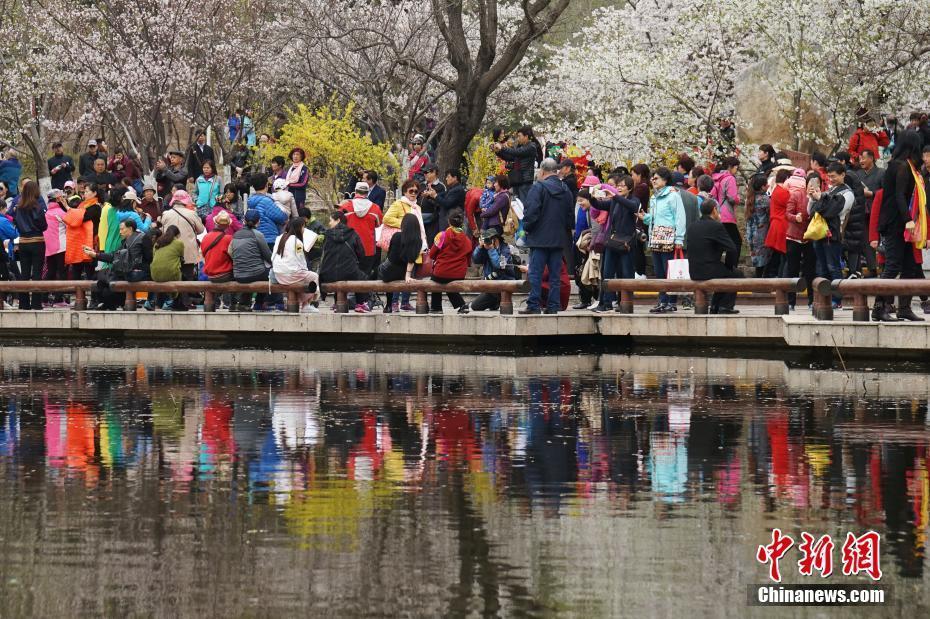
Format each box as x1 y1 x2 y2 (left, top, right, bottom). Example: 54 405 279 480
602 278 806 315
0 278 530 314
812 277 930 321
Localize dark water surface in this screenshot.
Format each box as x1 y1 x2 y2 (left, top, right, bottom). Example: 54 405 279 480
0 347 927 617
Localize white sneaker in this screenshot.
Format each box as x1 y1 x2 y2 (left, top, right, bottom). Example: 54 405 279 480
300 305 320 314
588 301 599 310
634 272 646 280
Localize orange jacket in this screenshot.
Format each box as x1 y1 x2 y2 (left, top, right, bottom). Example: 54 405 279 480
62 198 96 264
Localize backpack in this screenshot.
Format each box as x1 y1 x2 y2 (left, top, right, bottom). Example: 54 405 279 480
111 233 141 276
503 196 523 236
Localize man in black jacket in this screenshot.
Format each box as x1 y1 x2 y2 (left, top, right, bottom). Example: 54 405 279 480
186 130 216 180
82 157 117 189
686 198 740 313
155 150 188 199
82 218 149 310
47 143 75 190
418 164 446 242
558 159 579 203
78 139 105 178
810 162 852 308
493 126 538 203
434 169 466 232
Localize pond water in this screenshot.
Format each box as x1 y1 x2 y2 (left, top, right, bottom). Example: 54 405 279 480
0 347 926 617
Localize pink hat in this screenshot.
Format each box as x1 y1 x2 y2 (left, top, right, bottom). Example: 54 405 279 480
791 168 805 177
581 175 600 188
598 183 618 196
171 189 194 208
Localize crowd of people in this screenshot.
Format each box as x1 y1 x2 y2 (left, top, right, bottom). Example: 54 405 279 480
1 112 929 318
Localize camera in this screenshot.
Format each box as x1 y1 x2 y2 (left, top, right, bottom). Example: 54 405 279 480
638 231 648 243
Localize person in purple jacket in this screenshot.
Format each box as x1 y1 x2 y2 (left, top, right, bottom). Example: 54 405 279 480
479 174 511 236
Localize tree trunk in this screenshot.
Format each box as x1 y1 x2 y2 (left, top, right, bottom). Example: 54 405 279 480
434 94 488 175
23 123 51 195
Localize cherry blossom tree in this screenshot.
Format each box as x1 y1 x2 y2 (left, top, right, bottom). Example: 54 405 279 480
33 0 281 173
273 0 452 151
519 0 756 163
0 0 93 190
527 0 930 162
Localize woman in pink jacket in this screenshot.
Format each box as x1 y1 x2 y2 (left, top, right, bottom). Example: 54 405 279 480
711 156 741 270
43 190 69 306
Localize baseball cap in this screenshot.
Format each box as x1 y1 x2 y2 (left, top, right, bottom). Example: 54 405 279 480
354 181 370 194
87 139 97 147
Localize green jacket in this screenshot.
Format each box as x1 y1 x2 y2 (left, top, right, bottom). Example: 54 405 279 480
150 239 184 282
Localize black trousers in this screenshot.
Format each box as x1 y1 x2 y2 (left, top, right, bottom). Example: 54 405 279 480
179 263 196 307
696 263 741 311
70 262 96 280
722 222 742 270
783 240 816 306
471 292 500 311
878 228 920 306
846 247 864 276
430 276 465 310
45 252 67 302
235 271 270 307
17 242 45 310
94 270 149 310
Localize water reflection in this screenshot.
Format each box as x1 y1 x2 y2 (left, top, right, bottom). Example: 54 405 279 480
0 349 928 616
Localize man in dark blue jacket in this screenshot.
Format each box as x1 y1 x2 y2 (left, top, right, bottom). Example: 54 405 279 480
520 158 573 314
364 171 386 209
47 143 75 190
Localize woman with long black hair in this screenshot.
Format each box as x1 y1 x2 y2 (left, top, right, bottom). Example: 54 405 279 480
873 129 927 321
380 213 423 313
13 180 47 309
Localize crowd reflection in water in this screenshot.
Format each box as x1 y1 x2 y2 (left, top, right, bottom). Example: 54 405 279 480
0 362 927 577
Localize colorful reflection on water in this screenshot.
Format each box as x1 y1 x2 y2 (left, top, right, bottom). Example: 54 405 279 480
0 349 927 616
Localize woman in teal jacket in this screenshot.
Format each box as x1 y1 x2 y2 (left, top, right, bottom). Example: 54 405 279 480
639 167 686 313
193 160 222 221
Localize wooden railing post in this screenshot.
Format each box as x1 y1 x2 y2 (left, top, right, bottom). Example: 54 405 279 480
499 291 513 315
75 288 87 311
693 288 709 314
415 289 428 314
285 291 299 313
852 292 869 322
773 290 788 315
124 289 137 311
812 278 833 321
335 290 349 313
617 290 633 314
203 291 215 313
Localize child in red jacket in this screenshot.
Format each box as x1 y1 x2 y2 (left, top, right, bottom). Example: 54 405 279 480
428 209 472 313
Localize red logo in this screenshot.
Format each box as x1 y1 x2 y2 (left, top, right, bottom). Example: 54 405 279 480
756 528 795 583
757 530 882 582
841 531 882 581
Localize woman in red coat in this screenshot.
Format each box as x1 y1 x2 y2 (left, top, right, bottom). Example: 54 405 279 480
428 209 473 314
764 168 792 276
